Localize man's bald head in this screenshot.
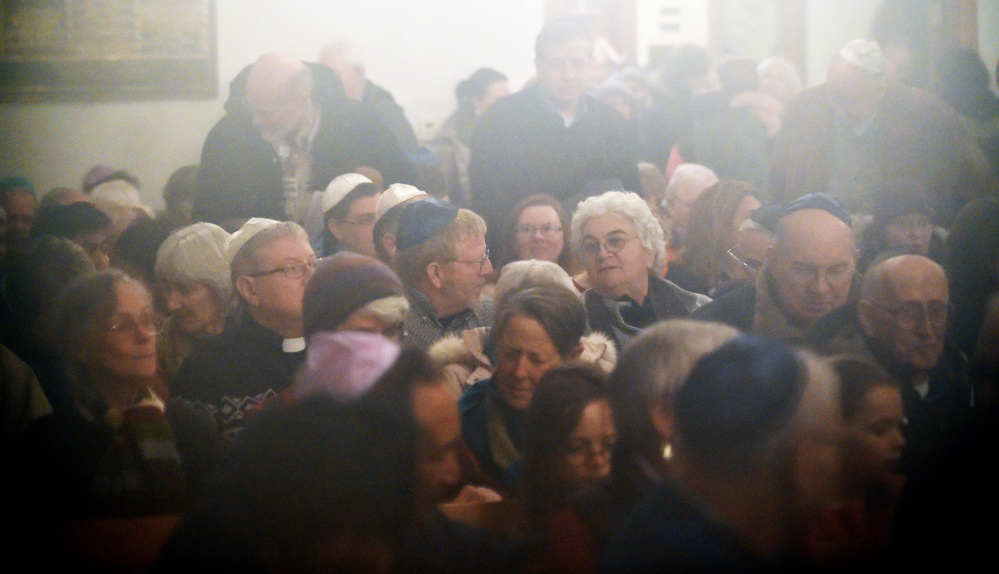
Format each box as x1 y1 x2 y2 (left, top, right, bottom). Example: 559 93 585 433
859 255 948 371
767 208 857 327
245 52 313 143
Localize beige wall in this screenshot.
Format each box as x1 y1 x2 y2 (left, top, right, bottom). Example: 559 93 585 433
0 0 543 206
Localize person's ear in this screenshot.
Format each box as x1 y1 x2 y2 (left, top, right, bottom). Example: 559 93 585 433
235 276 260 307
328 218 345 242
427 261 445 290
648 402 676 444
857 299 878 337
380 232 397 258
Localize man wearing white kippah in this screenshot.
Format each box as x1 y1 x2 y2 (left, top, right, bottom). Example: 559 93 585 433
770 38 995 223
172 218 316 441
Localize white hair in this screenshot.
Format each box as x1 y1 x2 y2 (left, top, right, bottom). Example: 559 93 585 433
361 295 409 325
494 259 578 304
663 164 718 206
757 57 803 96
839 38 884 75
572 190 667 272
155 222 232 305
89 179 154 236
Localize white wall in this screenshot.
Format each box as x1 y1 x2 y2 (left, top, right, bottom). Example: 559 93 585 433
0 0 544 206
804 0 881 87
1 0 996 206
980 0 999 92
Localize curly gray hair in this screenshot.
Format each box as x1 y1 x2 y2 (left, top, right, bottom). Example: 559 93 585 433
571 190 667 272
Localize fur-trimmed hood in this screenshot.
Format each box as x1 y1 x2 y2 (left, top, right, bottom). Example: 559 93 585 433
428 327 618 398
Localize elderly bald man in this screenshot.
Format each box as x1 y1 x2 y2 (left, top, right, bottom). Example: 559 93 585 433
194 52 414 232
859 255 972 472
695 193 857 343
769 38 995 222
811 255 973 474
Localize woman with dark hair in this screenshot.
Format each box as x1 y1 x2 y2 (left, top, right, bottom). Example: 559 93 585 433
859 178 944 272
519 362 613 534
805 355 905 566
458 285 586 489
314 172 381 258
667 179 761 295
20 270 220 518
499 194 574 272
430 68 509 206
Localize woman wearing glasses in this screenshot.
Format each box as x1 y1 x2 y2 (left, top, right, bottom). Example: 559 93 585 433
20 270 220 518
498 194 575 273
519 362 614 536
571 191 710 350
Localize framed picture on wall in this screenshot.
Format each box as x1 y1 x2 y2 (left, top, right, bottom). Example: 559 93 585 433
0 0 217 103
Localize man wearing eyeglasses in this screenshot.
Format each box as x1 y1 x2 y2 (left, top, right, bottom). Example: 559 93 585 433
854 255 972 473
394 199 494 350
695 194 857 343
172 219 316 440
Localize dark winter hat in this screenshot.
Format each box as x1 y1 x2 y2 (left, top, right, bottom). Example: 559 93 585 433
872 178 936 227
303 251 405 339
395 197 459 251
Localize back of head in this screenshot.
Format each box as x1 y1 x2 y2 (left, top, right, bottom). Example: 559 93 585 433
608 319 739 456
494 259 577 305
4 236 94 332
717 57 759 95
665 164 720 200
185 396 417 571
162 165 199 209
29 201 111 241
112 217 174 285
491 284 586 359
676 335 836 477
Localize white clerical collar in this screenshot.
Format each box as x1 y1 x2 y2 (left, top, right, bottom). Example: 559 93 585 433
283 337 306 353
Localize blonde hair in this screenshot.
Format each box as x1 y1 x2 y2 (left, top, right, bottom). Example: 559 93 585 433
395 209 486 286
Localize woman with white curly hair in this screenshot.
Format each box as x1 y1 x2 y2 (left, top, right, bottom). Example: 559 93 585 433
572 190 710 349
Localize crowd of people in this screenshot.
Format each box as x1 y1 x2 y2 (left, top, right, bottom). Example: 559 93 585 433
2 16 999 572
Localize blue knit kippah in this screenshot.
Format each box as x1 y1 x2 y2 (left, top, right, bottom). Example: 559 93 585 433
396 197 459 251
